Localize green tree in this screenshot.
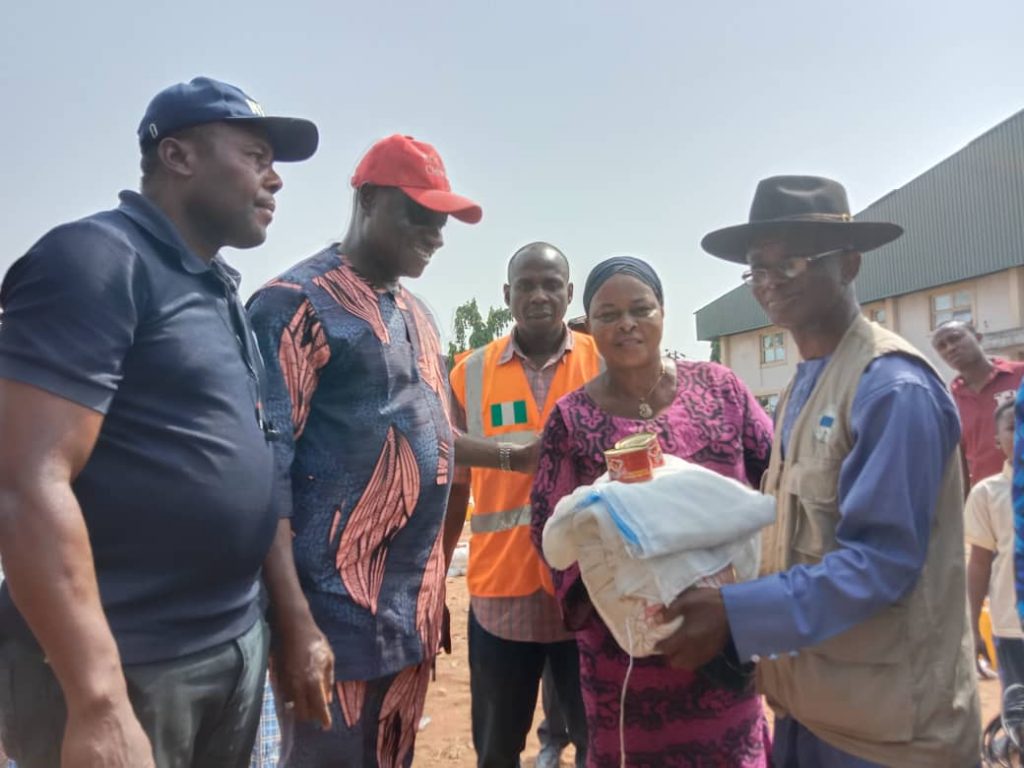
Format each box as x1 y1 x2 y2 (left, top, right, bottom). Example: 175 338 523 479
709 338 721 363
447 299 513 368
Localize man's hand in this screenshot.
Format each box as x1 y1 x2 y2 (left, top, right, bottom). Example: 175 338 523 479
274 619 334 729
975 631 999 679
511 438 541 475
62 699 155 768
655 587 731 670
439 604 452 655
263 519 334 728
965 545 996 679
975 630 990 662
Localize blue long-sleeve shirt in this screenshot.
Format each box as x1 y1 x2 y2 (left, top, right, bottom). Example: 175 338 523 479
1012 380 1024 623
722 353 961 662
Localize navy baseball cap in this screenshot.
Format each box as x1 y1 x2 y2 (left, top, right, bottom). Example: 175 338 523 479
138 77 319 162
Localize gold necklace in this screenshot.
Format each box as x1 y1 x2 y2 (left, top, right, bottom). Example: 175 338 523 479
637 361 668 419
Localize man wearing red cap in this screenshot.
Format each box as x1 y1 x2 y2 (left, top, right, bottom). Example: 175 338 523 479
248 135 481 767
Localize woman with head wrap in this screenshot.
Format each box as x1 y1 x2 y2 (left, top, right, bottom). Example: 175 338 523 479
529 256 773 766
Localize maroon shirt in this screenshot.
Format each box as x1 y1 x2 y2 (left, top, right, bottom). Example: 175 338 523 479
950 357 1024 487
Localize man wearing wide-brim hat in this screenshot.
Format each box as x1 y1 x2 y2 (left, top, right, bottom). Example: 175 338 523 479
657 176 981 766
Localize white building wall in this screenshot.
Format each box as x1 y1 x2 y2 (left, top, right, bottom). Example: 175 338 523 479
716 268 1023 398
725 327 797 398
892 291 941 371
894 271 1023 378
976 271 1019 334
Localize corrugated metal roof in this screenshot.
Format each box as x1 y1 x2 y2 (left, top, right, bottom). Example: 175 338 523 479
696 108 1024 341
694 284 769 339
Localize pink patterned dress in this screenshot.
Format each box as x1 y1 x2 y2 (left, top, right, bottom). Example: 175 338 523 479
530 360 773 768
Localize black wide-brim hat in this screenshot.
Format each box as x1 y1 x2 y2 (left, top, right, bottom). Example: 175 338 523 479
701 176 904 264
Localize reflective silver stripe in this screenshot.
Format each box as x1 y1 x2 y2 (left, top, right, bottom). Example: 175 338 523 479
464 348 537 443
463 347 487 436
470 504 532 534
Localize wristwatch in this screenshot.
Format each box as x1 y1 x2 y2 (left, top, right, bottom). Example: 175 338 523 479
499 442 513 472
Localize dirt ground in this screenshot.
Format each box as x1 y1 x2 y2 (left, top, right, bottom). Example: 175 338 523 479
417 532 575 768
416 531 1002 767
419 578 564 767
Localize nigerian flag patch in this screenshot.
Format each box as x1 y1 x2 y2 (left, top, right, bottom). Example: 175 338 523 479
490 400 528 427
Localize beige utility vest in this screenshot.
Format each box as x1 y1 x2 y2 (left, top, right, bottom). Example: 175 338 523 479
758 315 980 767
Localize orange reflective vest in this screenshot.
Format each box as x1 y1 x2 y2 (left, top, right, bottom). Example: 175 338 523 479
450 331 602 598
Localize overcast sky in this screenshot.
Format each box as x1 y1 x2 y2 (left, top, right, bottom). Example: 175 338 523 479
2 0 1022 357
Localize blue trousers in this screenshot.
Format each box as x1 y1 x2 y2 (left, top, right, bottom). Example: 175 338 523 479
279 660 431 768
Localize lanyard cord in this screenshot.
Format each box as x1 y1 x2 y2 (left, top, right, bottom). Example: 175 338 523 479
210 262 279 442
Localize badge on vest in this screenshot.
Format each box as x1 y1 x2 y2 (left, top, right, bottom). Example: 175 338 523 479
814 407 838 443
491 400 528 427
994 389 1016 408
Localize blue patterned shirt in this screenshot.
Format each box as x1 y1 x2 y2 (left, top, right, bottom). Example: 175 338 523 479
248 246 452 680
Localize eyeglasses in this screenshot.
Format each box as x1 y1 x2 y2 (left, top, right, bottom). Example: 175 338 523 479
741 247 848 287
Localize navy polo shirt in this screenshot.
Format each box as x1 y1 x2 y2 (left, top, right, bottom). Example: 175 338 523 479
0 191 278 664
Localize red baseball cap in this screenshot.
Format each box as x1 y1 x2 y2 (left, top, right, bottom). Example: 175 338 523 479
351 134 482 224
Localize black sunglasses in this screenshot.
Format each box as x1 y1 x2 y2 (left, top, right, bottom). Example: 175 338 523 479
401 194 448 228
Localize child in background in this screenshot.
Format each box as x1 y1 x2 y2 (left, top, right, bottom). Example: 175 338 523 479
966 398 1024 693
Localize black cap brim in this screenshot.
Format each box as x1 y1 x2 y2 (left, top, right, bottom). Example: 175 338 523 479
403 187 483 224
226 116 319 162
700 220 904 263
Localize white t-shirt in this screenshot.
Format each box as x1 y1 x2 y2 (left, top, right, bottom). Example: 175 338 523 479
964 462 1024 638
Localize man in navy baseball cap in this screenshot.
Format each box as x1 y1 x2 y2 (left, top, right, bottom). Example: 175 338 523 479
139 76 318 162
0 77 322 767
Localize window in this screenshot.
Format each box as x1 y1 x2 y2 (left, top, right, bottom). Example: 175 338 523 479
756 393 780 416
868 307 887 326
760 332 786 365
931 289 973 328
